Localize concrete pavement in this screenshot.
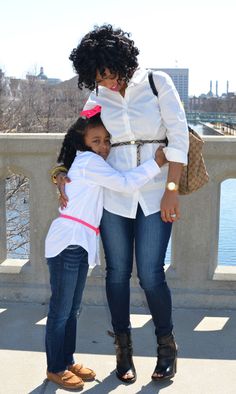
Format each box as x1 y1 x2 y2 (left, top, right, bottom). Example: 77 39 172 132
0 302 236 394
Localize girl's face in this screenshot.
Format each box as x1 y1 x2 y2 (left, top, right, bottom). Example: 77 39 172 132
84 125 111 160
95 68 126 92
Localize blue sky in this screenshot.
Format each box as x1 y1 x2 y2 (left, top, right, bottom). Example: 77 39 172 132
1 0 235 96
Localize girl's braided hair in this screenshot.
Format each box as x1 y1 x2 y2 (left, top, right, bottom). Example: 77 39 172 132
57 114 103 169
69 24 139 91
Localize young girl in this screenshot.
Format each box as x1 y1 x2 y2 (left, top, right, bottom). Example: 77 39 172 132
45 107 167 390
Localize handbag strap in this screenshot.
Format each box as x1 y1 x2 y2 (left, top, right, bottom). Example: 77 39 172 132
148 71 158 97
148 71 168 145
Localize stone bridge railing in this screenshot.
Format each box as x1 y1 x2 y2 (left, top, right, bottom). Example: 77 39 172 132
0 134 236 309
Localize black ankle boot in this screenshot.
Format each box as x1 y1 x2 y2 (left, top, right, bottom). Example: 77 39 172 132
114 332 136 383
152 333 177 381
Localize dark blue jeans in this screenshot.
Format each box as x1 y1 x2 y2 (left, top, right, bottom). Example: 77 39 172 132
100 205 173 338
45 245 88 373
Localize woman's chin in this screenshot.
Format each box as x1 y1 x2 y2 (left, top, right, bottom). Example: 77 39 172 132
110 85 119 92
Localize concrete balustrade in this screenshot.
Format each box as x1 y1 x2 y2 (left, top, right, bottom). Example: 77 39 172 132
0 133 236 308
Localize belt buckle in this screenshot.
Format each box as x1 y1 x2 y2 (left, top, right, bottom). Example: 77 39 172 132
130 140 136 145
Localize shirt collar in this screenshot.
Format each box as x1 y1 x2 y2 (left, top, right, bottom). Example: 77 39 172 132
127 68 147 87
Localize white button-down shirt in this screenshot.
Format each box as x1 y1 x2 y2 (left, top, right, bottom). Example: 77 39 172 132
84 69 189 218
45 151 160 266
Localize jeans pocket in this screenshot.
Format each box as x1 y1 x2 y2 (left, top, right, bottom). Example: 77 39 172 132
62 245 88 271
66 244 80 250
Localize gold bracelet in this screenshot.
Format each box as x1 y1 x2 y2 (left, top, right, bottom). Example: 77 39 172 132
50 165 68 184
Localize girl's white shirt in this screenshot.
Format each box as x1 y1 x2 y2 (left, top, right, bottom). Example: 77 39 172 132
84 69 189 218
45 151 160 266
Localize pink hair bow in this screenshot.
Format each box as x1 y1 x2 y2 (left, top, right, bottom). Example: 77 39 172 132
80 105 101 118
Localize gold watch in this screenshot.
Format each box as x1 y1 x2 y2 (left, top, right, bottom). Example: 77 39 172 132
166 182 179 191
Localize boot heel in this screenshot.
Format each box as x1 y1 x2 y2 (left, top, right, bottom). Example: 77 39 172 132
115 332 136 384
174 359 177 373
151 333 177 381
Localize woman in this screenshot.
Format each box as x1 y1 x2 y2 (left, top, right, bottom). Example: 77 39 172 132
53 24 189 383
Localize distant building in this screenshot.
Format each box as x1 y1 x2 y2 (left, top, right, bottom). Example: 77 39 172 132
37 66 48 81
207 80 214 97
151 68 189 109
26 66 61 85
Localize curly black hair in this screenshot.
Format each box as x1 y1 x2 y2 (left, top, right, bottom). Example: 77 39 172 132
69 24 139 91
57 114 104 169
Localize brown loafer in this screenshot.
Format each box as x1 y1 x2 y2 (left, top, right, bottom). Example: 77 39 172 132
47 370 84 389
68 363 96 381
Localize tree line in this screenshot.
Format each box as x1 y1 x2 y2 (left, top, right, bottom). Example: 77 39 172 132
0 71 89 133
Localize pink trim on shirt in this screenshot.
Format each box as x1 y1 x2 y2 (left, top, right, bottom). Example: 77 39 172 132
59 214 100 235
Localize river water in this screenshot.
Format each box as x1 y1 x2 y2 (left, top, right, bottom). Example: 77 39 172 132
218 179 236 265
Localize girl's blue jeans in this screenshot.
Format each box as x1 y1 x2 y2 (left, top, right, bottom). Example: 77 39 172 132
45 245 88 373
100 204 173 338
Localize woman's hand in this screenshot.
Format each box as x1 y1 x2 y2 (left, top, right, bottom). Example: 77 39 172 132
160 190 180 223
56 172 71 209
161 161 183 223
155 147 179 222
155 146 168 167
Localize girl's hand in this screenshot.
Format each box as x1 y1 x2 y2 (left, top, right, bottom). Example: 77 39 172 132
155 146 168 167
160 190 180 223
56 172 71 209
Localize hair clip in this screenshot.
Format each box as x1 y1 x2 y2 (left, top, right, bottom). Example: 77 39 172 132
80 105 101 119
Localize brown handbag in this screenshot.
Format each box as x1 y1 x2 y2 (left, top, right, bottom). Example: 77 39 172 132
148 72 209 195
178 127 209 195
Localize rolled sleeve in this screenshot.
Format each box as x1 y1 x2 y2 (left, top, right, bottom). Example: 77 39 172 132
163 146 188 165
153 72 189 165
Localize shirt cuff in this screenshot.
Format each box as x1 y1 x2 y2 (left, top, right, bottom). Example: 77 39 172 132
163 147 188 165
142 159 161 178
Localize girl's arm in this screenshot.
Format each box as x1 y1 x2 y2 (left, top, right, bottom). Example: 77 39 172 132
55 146 167 208
74 148 166 193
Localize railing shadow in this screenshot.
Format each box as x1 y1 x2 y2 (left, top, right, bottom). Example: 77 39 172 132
0 303 236 361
